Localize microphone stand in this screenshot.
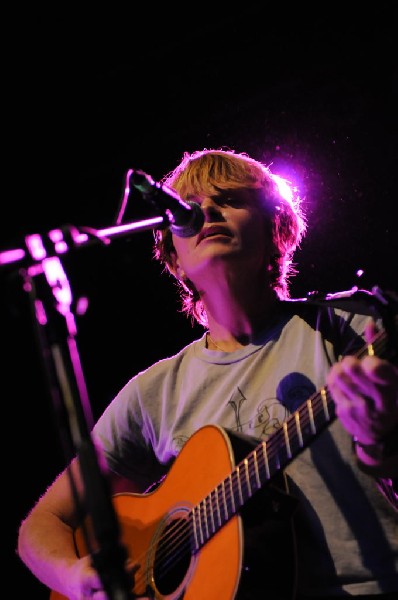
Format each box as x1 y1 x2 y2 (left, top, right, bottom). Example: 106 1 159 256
1 214 168 600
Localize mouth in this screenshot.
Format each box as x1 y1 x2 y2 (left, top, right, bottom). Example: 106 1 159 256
197 226 233 244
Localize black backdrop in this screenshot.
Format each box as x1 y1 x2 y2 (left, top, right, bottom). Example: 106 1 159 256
2 5 397 598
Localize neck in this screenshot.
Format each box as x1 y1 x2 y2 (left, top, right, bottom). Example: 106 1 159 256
204 286 280 351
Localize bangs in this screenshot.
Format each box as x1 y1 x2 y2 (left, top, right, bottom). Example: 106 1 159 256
163 150 271 200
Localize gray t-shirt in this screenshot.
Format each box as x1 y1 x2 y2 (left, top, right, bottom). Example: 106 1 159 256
93 304 398 596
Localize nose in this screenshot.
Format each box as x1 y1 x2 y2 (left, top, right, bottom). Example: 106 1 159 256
200 196 224 222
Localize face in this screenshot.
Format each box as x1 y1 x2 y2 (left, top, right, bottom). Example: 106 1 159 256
171 187 275 286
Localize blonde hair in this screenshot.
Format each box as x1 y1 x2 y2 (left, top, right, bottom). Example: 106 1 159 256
154 148 307 327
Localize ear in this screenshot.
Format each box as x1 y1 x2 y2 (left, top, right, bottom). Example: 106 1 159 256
175 265 187 281
169 251 186 280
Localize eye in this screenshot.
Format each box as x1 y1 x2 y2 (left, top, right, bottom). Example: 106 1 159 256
216 192 247 207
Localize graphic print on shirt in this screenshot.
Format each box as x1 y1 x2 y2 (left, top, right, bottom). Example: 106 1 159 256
276 372 316 413
229 373 317 438
228 385 288 438
172 372 317 450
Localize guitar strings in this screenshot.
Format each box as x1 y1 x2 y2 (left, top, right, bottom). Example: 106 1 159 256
130 330 389 593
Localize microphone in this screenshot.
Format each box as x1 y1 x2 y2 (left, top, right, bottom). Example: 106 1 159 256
129 170 205 238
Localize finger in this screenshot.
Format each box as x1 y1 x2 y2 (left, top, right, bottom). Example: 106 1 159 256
364 319 379 344
361 355 398 384
331 356 377 400
92 591 108 600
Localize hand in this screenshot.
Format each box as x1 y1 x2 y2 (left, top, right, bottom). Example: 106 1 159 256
63 555 141 600
64 555 107 600
326 321 398 446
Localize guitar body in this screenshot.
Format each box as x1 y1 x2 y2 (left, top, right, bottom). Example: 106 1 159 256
50 425 297 599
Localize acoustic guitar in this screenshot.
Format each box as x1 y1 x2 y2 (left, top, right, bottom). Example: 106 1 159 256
49 319 395 599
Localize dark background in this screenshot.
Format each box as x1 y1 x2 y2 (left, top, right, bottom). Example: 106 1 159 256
2 5 397 597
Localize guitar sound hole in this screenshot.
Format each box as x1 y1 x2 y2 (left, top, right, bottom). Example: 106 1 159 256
153 517 192 595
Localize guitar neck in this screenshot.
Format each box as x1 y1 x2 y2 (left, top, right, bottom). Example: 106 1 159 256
191 385 335 550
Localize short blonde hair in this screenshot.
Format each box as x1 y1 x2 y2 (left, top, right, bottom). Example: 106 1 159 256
154 148 307 327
